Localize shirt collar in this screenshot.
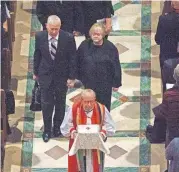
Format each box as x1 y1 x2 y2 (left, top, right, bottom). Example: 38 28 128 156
84 109 93 114
48 34 59 41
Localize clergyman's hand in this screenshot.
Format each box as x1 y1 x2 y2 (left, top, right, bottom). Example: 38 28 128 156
71 131 77 139
100 132 107 141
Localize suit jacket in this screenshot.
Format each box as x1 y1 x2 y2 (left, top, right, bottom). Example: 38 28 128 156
36 1 84 33
33 30 77 89
1 2 7 23
155 12 179 66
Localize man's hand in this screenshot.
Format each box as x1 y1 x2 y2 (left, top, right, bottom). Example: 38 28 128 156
67 79 75 88
105 18 112 34
33 75 38 80
112 87 119 92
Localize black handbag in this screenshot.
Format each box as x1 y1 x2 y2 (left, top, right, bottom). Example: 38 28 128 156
5 90 15 115
162 58 179 84
30 81 41 111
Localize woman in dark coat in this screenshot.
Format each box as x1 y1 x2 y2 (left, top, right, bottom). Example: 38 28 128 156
77 23 122 111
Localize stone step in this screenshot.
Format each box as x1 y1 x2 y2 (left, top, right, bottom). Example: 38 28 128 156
22 0 35 11
150 165 161 172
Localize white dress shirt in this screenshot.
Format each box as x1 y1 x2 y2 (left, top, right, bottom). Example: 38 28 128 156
48 34 59 53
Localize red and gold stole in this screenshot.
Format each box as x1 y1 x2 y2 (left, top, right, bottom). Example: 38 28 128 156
68 100 105 172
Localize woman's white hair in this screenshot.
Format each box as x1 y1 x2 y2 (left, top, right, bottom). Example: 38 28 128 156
174 64 179 83
89 23 106 38
47 15 61 25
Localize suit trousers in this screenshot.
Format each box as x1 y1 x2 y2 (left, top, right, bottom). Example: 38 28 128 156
40 80 67 133
160 58 166 94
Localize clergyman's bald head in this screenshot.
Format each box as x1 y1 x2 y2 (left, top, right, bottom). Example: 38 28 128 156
81 89 96 99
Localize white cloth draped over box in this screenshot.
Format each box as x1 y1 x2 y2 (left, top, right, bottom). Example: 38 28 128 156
69 125 110 156
60 106 115 172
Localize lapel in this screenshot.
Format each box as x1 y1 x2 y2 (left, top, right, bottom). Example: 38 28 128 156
41 30 66 61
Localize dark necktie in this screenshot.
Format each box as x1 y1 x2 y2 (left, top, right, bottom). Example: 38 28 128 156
50 38 57 60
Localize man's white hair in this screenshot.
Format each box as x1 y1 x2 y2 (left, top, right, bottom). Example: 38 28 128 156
81 89 96 99
174 64 179 83
47 15 61 25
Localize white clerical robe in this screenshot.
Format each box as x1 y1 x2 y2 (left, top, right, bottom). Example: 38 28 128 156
60 106 115 138
60 106 115 172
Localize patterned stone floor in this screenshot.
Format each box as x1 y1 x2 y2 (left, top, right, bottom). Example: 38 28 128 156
4 1 167 172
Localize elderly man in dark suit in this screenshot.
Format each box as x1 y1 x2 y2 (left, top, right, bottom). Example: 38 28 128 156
36 1 83 35
33 15 77 142
155 1 179 93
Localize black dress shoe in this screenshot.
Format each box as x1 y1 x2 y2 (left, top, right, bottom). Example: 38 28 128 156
42 133 51 142
53 130 62 137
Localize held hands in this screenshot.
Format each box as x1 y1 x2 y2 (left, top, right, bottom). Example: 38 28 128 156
33 75 39 80
112 87 119 92
67 79 75 88
73 31 81 36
